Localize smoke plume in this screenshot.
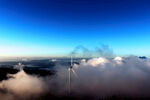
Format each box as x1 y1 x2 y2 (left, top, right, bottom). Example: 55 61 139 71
70 45 114 58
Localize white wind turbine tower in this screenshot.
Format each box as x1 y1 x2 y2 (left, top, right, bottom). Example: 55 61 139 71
68 56 77 95
14 61 24 71
17 62 24 70
8 61 25 78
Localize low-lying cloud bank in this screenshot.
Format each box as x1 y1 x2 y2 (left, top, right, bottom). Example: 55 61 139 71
71 56 150 97
1 56 150 100
0 69 48 100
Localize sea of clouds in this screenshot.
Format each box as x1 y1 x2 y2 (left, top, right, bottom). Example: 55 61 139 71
0 56 150 100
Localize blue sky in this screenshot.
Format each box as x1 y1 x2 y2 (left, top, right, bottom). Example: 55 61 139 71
0 0 150 57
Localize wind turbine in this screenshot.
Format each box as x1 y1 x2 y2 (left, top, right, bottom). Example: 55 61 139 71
17 62 24 70
68 56 77 95
14 61 24 71
8 61 25 78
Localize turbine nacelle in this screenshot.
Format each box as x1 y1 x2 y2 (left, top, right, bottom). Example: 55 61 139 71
70 65 73 69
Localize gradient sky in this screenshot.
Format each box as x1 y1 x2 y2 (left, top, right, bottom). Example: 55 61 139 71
0 0 150 57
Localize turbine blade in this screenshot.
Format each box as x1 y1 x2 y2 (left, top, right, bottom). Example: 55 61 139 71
71 69 78 78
